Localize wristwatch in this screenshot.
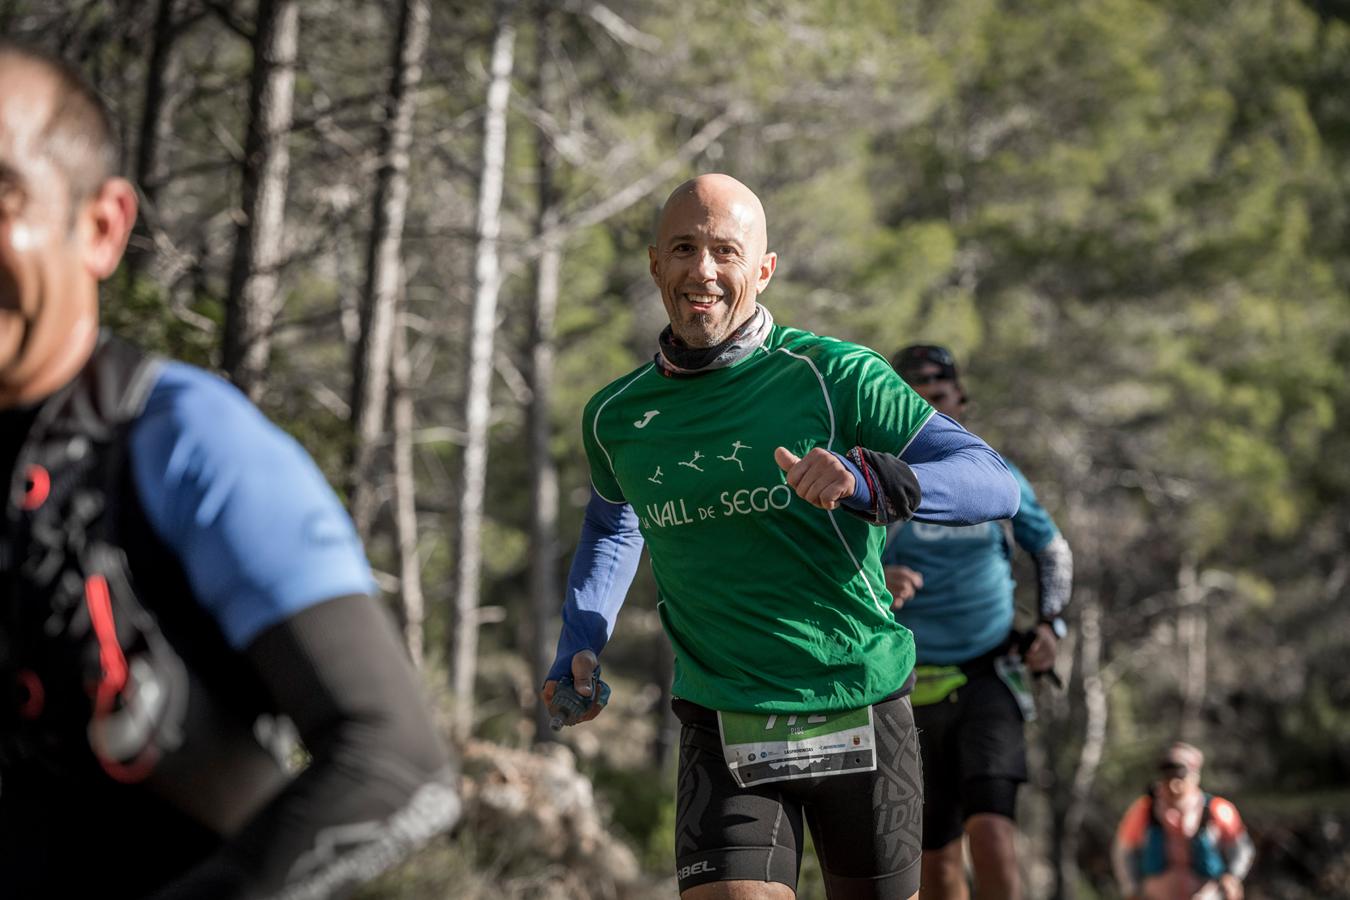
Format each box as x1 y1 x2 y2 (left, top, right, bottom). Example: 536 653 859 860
1040 616 1068 639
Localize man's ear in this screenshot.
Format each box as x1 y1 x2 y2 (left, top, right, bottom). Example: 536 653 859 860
757 251 778 292
648 245 660 284
80 177 138 280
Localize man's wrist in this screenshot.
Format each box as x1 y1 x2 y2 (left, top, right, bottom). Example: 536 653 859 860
830 450 872 510
1039 616 1067 639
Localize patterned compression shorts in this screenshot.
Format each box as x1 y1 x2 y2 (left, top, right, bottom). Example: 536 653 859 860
672 693 924 898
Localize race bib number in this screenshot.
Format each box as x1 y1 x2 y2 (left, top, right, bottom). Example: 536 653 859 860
717 707 876 788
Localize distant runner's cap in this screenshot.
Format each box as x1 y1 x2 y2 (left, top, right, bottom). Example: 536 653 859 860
1158 742 1204 777
892 344 959 385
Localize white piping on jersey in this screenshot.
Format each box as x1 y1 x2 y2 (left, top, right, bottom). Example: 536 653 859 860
898 406 937 456
774 347 886 616
590 363 657 502
590 482 627 505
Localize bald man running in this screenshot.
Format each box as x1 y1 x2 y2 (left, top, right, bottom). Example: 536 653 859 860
542 174 1020 899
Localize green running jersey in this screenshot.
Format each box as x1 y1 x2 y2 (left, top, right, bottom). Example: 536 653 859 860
583 324 934 713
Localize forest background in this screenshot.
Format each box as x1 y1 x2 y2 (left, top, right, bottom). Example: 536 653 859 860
4 0 1349 897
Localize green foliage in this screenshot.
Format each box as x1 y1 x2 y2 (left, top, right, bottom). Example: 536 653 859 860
585 761 677 873
102 271 218 369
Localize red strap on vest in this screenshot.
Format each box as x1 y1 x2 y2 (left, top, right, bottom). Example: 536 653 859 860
84 574 157 783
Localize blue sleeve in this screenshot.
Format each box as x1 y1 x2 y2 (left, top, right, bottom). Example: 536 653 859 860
1005 460 1058 553
129 363 376 649
544 487 645 684
899 413 1020 525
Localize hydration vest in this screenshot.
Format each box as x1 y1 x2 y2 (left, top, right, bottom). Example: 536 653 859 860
1139 791 1228 881
0 336 270 787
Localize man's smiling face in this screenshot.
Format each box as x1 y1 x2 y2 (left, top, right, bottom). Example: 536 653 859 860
648 174 776 348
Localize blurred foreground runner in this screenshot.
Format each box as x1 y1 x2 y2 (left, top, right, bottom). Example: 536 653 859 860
0 41 457 899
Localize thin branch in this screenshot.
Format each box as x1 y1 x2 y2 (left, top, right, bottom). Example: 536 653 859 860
207 115 246 163
153 156 236 188
169 6 211 38
413 425 468 446
570 0 661 52
308 381 351 419
521 109 744 259
203 0 253 40
494 346 533 405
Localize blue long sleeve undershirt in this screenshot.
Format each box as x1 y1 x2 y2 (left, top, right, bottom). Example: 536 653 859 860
544 491 644 683
544 413 1017 681
902 412 1019 525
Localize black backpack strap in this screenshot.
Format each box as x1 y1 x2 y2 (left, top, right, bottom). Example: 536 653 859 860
1 334 167 772
41 333 161 436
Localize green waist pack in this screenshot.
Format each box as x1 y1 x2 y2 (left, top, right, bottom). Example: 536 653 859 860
911 665 967 707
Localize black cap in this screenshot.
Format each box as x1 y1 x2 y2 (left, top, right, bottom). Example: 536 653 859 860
892 344 959 385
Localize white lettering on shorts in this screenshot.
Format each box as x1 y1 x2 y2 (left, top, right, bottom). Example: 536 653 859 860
677 860 717 880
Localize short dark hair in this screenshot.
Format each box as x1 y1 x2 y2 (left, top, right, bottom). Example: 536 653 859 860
0 41 120 206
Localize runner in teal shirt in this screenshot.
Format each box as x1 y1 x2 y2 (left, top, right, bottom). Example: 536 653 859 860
884 460 1061 665
882 344 1073 900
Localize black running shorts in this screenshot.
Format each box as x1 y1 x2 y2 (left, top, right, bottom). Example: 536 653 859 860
672 693 923 898
913 668 1028 850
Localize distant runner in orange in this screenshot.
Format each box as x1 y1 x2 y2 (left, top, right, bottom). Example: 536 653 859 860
1112 743 1254 900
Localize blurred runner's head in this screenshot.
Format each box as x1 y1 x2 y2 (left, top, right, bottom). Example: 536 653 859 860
1156 741 1204 799
0 42 136 408
892 344 967 417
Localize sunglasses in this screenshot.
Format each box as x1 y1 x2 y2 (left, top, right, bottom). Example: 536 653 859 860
899 346 955 367
904 372 953 386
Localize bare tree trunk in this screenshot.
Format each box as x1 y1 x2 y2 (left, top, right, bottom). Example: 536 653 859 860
1177 556 1207 742
391 308 425 666
527 4 563 744
125 0 180 284
527 246 562 741
1056 585 1108 900
1041 457 1095 900
348 0 431 539
223 0 298 401
451 0 516 742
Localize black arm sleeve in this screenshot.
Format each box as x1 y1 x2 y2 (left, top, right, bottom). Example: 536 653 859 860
151 594 459 899
842 446 923 525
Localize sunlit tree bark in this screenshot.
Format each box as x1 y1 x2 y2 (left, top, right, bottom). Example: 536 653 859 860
222 0 298 400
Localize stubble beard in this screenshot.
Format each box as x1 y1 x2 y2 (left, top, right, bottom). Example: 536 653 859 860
673 299 755 348
675 310 726 348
